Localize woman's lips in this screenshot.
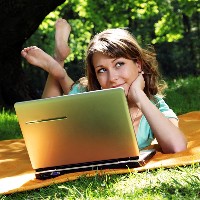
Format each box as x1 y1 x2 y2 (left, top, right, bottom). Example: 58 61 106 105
111 83 125 88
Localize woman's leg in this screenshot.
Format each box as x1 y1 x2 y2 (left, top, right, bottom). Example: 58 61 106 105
21 46 69 94
21 19 74 98
42 19 74 98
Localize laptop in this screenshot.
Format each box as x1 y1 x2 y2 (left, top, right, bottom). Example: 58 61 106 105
14 87 156 179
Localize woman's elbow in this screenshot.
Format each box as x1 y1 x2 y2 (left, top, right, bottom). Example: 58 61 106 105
163 141 187 154
172 142 187 153
167 131 188 153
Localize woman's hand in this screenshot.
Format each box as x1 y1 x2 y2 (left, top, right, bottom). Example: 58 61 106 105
127 71 145 107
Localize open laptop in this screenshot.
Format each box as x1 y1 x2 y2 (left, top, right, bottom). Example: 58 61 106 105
14 87 156 180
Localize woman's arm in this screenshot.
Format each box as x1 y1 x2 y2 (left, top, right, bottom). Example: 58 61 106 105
128 73 187 153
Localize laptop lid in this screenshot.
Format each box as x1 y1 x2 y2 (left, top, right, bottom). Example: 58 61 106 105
14 88 140 170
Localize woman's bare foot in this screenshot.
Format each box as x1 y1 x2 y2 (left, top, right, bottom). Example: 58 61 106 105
54 18 71 62
21 46 66 80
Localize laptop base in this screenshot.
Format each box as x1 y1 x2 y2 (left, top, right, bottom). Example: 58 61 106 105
35 149 156 180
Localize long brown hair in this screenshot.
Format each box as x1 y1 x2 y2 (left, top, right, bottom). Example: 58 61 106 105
85 28 166 100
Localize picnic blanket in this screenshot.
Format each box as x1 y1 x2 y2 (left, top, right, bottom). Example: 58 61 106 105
0 111 199 195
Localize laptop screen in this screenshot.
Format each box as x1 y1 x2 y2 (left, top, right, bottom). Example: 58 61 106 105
14 88 140 169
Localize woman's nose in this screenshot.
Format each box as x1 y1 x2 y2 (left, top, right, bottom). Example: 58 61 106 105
108 71 118 82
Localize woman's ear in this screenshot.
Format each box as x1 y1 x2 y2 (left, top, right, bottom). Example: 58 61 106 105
136 60 142 72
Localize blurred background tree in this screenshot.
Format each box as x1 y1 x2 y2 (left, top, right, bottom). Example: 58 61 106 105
0 0 199 108
0 0 65 108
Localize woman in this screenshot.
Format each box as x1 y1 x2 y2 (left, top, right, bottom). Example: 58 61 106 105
21 19 187 153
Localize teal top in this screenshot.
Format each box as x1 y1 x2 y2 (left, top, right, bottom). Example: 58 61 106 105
69 84 178 150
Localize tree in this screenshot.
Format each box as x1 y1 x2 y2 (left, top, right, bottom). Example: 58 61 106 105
0 0 65 108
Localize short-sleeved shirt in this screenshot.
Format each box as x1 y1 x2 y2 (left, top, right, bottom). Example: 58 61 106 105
69 84 178 150
69 83 87 94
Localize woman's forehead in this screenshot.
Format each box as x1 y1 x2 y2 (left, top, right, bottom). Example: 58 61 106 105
92 52 112 64
92 52 121 67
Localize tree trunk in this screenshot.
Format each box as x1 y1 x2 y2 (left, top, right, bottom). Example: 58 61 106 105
0 0 65 108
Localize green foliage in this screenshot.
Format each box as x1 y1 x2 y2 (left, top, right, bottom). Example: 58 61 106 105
153 0 199 43
153 13 183 43
68 19 93 61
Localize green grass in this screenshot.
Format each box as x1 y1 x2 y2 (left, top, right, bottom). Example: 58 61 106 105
164 76 200 115
2 165 200 199
0 109 22 140
0 76 200 199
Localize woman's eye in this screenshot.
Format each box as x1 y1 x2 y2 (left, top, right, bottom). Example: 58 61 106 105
116 62 124 68
98 68 106 73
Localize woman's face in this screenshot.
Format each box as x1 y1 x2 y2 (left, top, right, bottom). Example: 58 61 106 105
92 52 141 95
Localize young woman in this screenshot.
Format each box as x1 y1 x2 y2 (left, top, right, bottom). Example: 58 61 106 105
21 19 187 154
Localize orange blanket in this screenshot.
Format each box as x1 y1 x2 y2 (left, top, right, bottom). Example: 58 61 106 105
0 111 199 195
